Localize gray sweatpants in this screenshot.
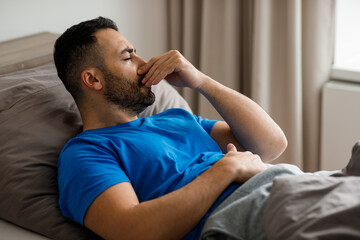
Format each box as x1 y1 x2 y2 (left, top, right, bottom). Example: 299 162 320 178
200 164 304 240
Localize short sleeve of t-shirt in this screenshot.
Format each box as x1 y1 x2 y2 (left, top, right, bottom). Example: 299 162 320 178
58 138 130 225
193 114 219 134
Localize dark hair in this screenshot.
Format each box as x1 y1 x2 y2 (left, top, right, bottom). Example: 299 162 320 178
53 17 118 103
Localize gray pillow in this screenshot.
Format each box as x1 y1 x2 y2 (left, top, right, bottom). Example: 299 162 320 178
0 63 191 239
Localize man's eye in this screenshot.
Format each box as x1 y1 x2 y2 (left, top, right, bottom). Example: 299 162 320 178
124 58 132 61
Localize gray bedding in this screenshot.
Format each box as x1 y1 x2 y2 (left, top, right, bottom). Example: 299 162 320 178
201 141 360 240
264 141 360 239
264 175 360 239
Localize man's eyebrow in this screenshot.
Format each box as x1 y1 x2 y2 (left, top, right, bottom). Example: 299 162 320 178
120 48 136 55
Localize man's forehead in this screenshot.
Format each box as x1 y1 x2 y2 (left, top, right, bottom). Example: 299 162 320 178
94 29 133 53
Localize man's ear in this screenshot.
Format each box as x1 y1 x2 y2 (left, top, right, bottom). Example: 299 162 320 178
81 68 103 91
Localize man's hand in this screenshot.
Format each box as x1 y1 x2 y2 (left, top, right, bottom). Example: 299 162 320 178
215 143 269 183
137 50 205 89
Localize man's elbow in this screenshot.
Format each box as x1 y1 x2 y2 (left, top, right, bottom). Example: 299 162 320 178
263 132 288 163
277 133 288 157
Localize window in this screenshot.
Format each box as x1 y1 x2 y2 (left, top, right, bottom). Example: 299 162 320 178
332 0 360 82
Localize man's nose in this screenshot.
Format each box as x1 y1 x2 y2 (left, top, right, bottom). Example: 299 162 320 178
136 56 147 68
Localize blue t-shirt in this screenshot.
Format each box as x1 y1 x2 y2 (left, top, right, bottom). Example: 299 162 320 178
58 108 239 239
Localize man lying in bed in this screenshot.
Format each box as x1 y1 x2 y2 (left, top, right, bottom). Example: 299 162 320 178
54 17 288 240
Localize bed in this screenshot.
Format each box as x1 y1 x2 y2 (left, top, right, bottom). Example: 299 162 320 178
1 33 360 240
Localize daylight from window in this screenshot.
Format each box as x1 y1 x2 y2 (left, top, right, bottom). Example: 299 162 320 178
334 0 360 71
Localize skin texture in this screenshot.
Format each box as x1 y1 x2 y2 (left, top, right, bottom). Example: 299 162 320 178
77 28 288 240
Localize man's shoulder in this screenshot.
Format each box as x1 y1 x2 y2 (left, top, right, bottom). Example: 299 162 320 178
59 132 114 163
58 133 119 178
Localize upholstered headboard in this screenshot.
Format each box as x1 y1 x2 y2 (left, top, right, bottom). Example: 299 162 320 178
0 32 59 75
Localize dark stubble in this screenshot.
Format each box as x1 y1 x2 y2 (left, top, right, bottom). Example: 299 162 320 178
102 68 155 115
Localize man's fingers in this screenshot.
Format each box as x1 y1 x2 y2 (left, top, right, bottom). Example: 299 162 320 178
139 50 184 87
138 52 166 75
144 60 174 86
227 143 237 153
141 57 168 83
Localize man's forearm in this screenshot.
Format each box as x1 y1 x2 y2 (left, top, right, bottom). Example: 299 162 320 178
196 76 287 162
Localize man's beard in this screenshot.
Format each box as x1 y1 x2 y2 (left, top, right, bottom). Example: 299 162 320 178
102 68 155 115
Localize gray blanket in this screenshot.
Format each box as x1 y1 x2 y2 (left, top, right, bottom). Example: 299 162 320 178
201 141 360 240
264 175 360 239
264 141 360 239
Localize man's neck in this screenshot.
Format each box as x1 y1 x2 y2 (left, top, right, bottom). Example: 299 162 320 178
80 102 138 132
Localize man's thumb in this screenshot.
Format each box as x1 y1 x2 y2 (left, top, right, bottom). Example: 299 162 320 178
227 143 237 152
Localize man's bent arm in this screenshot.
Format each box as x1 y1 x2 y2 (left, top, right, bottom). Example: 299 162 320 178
196 76 287 162
139 50 287 162
84 146 267 240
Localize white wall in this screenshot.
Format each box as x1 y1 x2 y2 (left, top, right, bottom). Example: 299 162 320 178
321 81 360 170
0 0 168 60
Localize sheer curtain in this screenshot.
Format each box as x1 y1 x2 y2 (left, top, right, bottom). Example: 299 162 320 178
167 0 335 171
